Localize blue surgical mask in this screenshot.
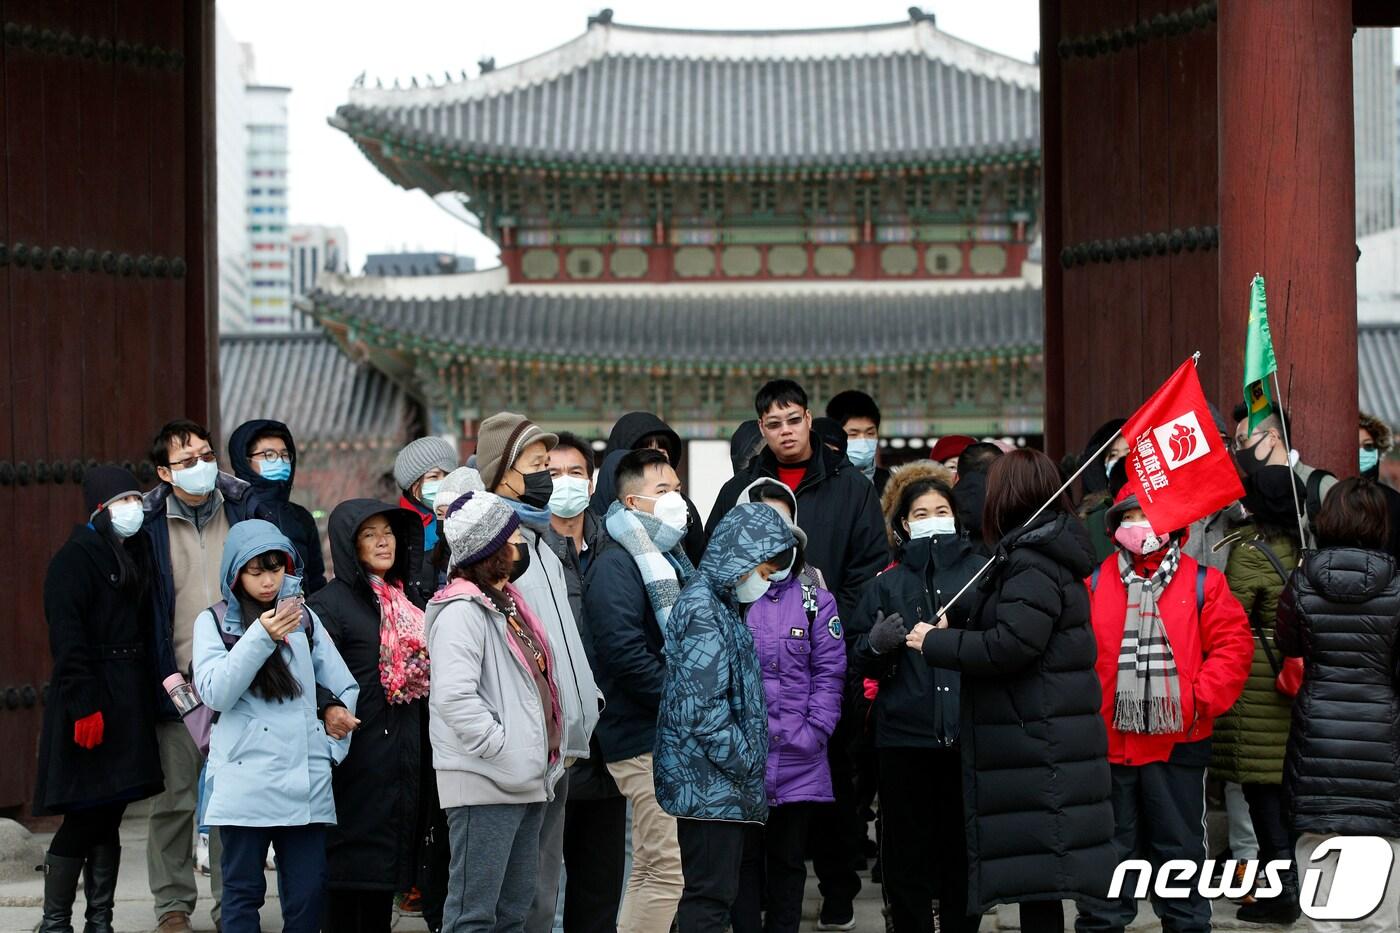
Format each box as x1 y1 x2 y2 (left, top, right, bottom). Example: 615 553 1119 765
548 476 591 519
734 570 771 604
420 479 442 509
258 459 291 483
171 458 217 496
107 501 144 538
1361 447 1380 474
846 438 877 471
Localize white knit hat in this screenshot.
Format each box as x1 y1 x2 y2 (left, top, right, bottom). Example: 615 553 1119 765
444 491 519 568
435 467 485 516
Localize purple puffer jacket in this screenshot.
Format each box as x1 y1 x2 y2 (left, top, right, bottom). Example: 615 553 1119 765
745 573 846 806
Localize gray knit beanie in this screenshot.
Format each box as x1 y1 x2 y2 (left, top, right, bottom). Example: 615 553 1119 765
476 413 559 492
393 436 459 491
435 467 485 516
444 491 520 568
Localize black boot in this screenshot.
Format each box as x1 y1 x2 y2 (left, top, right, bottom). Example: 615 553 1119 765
1235 867 1301 926
38 853 84 933
81 845 120 933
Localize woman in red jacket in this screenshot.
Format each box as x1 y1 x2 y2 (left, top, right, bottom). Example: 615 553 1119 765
1075 488 1253 933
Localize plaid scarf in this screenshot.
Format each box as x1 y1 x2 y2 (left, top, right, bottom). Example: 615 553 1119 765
1114 543 1184 734
604 501 694 630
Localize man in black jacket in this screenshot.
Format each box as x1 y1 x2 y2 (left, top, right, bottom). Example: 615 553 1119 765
227 419 327 594
704 379 887 930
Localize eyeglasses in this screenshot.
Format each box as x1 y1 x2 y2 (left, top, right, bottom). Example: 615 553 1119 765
250 450 293 463
166 452 217 471
762 414 806 432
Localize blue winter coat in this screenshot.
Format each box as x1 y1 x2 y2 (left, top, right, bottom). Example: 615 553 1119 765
654 503 794 823
194 520 359 827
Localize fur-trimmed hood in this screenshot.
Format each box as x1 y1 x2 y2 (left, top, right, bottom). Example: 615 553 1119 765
880 459 955 549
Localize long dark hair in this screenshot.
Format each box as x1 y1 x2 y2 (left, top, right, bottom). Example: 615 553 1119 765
982 449 1071 547
234 551 303 703
893 478 959 546
91 508 146 595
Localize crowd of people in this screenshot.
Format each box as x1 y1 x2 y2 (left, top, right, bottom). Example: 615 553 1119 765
30 381 1400 933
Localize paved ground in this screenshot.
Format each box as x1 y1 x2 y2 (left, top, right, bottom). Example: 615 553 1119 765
0 805 1295 933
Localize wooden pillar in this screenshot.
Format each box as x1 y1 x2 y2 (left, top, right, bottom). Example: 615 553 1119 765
1039 0 1065 459
1218 0 1357 475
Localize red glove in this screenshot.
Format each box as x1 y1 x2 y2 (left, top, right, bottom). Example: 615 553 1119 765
73 712 104 749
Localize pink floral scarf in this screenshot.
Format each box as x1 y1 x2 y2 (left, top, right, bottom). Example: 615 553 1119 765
368 575 430 704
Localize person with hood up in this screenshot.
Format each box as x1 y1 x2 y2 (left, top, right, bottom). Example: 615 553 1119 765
950 442 1003 551
308 500 432 932
655 503 795 933
905 450 1115 932
605 411 707 564
393 436 460 597
729 479 846 933
729 420 765 477
193 520 359 933
35 467 164 933
476 412 601 933
1275 478 1400 933
847 462 985 933
227 419 327 594
811 417 850 460
825 389 890 494
1074 419 1129 562
427 489 566 933
1076 489 1252 933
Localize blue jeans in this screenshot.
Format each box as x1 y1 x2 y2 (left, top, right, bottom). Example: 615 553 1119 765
219 824 327 933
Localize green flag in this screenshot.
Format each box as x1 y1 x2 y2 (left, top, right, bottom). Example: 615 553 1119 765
1244 274 1277 432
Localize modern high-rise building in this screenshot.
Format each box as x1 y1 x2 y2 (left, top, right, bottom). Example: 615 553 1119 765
289 225 350 329
214 11 250 333
1353 29 1396 237
246 61 293 330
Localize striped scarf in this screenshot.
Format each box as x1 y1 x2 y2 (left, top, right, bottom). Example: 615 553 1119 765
1114 543 1183 734
604 501 694 629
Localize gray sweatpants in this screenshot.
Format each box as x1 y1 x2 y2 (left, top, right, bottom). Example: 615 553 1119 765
445 802 547 933
526 772 570 933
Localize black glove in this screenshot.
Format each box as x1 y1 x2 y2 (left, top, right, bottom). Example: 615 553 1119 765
868 610 908 655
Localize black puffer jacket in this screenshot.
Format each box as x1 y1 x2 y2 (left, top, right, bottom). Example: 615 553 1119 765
307 499 429 891
227 419 327 594
848 534 984 748
921 512 1114 911
604 412 705 565
1276 547 1400 837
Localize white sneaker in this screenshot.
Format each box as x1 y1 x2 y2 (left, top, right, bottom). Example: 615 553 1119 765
195 833 210 876
265 849 277 871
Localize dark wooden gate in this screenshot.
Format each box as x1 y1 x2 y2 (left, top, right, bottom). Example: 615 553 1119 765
0 0 214 813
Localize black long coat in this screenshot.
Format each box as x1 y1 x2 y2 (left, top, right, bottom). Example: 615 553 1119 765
921 512 1114 912
34 525 163 814
1276 546 1400 837
307 499 429 891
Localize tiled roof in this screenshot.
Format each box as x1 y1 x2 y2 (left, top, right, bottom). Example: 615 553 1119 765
332 16 1040 171
1360 323 1400 427
303 281 1043 372
219 332 413 448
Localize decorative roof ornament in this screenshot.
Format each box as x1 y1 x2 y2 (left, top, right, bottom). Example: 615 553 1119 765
478 56 495 74
588 8 614 28
352 70 366 88
907 6 936 24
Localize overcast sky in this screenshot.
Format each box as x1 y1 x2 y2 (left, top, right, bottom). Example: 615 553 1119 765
217 0 1041 272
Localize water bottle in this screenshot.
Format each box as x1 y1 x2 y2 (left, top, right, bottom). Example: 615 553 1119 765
162 673 203 717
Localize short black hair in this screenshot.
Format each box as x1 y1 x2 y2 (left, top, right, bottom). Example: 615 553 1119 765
1232 403 1292 440
615 448 671 501
246 426 292 457
957 442 1003 477
151 419 212 468
755 379 808 418
825 389 881 429
553 431 595 478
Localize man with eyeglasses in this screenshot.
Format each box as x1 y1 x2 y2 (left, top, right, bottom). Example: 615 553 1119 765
228 419 327 594
140 419 277 933
704 379 887 931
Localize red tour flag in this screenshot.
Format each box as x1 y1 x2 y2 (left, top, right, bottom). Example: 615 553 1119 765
1120 358 1245 534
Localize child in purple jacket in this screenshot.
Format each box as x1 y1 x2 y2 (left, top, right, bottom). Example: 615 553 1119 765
731 479 847 933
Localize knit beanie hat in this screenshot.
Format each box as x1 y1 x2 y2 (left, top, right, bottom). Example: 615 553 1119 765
393 436 459 491
84 465 142 517
444 491 520 568
476 412 559 492
436 467 485 517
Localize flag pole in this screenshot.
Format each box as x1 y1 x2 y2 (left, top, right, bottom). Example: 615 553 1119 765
1271 367 1310 549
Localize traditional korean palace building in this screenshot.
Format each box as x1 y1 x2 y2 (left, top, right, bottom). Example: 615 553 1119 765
305 10 1047 444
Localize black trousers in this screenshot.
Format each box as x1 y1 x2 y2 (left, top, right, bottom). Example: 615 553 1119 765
323 889 395 933
562 795 627 933
731 803 813 933
811 706 865 908
878 747 980 933
1019 900 1067 933
1242 783 1298 893
677 818 755 933
49 802 127 858
1074 761 1210 933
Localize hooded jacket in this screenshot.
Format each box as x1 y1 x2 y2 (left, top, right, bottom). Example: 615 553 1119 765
707 442 887 621
1277 547 1400 837
306 499 428 890
193 520 358 827
227 419 327 594
920 512 1115 911
654 504 793 823
426 579 567 807
604 411 706 564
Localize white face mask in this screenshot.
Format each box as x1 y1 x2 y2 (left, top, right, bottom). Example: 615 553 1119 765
907 516 957 540
170 458 217 496
637 490 689 533
107 501 144 538
734 570 771 604
548 476 591 519
768 550 797 583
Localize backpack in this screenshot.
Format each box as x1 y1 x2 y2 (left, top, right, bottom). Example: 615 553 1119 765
1303 468 1335 530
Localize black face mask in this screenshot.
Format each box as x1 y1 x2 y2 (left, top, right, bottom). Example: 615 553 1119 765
1233 434 1273 477
520 470 554 510
1243 464 1303 526
509 543 531 582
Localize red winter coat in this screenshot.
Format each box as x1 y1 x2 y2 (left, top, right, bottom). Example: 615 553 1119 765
1088 553 1253 766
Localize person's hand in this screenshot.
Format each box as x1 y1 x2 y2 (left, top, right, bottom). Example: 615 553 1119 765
259 603 301 642
867 611 908 655
935 611 949 630
323 706 360 740
905 621 935 652
73 711 104 749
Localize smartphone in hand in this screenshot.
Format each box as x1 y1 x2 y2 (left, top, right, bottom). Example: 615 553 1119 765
276 595 304 617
